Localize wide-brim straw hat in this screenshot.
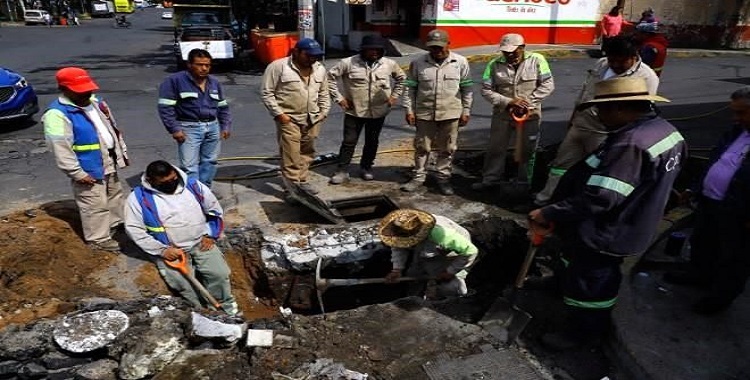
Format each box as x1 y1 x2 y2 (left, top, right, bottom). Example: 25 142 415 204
378 209 436 248
578 77 669 109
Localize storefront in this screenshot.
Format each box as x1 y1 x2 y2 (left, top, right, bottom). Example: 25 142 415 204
365 0 600 47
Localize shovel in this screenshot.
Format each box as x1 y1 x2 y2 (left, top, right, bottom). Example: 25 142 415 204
478 220 553 343
511 107 530 164
163 243 224 311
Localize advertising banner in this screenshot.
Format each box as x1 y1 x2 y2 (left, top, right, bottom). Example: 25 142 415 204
429 0 599 27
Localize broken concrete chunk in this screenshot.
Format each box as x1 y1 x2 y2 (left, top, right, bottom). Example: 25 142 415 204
118 337 184 380
75 359 119 380
0 360 21 377
19 362 47 378
0 320 55 361
246 330 274 348
39 350 92 370
190 312 244 344
273 334 296 349
281 358 368 380
53 310 130 354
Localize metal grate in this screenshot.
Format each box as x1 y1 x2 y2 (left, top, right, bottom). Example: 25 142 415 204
0 86 15 103
423 350 544 380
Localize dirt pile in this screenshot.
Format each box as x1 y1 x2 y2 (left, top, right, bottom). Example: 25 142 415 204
0 202 278 330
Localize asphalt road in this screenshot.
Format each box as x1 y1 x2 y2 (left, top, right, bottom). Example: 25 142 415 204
0 7 748 214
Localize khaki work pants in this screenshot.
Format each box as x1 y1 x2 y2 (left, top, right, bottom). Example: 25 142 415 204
276 120 322 183
535 126 608 204
71 172 124 244
155 244 238 314
481 112 541 184
412 119 459 181
405 255 470 297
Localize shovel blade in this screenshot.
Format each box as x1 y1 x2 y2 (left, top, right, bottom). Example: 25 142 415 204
478 297 533 344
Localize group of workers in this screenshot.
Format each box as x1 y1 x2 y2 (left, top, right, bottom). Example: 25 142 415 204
41 26 750 351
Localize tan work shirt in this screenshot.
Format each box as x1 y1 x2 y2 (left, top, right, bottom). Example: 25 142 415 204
572 57 659 133
403 52 473 121
261 57 330 125
328 55 406 119
481 51 555 119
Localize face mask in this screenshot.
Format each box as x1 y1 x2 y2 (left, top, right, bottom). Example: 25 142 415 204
153 178 180 194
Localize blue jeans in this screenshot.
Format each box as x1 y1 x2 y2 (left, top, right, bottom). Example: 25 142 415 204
177 120 221 187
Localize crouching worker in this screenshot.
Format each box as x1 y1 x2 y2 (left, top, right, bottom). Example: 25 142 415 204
378 209 478 298
124 160 239 315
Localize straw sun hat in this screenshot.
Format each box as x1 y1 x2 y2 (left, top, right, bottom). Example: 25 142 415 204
578 77 669 110
378 209 436 248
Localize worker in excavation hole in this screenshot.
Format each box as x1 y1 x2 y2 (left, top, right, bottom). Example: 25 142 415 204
378 209 478 298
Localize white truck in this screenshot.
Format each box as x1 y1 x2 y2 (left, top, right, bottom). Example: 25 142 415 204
91 0 115 17
173 0 236 66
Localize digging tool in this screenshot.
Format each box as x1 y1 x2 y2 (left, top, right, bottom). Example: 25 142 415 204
511 107 531 164
478 220 553 343
314 258 424 315
162 239 223 312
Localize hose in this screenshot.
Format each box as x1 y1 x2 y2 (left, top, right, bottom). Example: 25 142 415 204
214 107 727 181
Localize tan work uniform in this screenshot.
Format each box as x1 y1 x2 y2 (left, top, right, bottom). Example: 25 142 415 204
480 52 555 184
535 57 658 203
328 55 406 170
261 57 330 184
43 96 129 244
403 52 473 181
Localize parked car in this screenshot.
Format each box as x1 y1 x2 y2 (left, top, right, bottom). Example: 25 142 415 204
161 11 173 19
23 10 50 25
0 67 39 122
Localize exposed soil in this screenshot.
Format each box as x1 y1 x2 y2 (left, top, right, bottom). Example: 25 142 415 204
0 201 278 330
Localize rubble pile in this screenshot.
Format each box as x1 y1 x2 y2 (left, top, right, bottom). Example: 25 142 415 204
0 295 540 380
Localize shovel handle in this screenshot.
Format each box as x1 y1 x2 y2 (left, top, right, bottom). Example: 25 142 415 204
164 250 222 310
515 223 555 289
511 109 529 163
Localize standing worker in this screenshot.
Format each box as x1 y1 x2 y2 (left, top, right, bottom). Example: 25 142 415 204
401 29 473 196
124 160 239 315
378 209 478 298
328 35 406 184
261 38 330 195
473 33 554 191
664 87 750 315
43 67 129 252
158 49 232 188
535 36 659 206
528 78 686 350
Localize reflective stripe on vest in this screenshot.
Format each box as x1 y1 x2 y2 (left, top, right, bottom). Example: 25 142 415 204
72 143 101 152
47 99 105 180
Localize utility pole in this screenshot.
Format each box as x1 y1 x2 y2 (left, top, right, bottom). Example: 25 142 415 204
298 0 314 39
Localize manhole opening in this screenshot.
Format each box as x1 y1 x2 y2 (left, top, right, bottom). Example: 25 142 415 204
329 195 399 223
280 218 534 322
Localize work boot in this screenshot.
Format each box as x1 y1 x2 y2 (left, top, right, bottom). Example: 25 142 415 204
298 182 319 195
400 178 425 192
361 168 374 181
88 239 121 253
436 180 454 196
329 171 349 185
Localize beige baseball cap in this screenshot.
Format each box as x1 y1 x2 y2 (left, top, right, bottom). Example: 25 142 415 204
499 33 525 52
425 29 449 47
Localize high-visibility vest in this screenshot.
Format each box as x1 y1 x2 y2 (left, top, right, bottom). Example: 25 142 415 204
48 98 106 180
133 177 223 245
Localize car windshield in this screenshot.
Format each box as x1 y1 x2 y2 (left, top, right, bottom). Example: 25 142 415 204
183 12 221 25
